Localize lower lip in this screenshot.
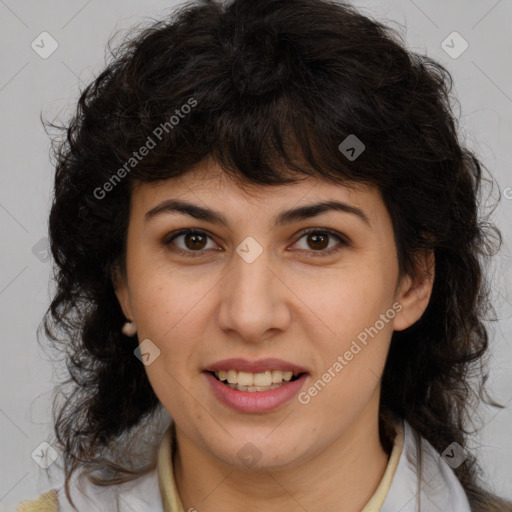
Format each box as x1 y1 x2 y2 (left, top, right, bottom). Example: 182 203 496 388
203 371 309 413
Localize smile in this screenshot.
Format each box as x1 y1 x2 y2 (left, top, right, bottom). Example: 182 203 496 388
203 371 309 413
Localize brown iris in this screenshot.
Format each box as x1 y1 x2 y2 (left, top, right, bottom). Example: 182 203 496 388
184 232 207 250
306 232 329 250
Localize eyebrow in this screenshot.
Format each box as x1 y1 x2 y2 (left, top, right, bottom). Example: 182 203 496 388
144 198 371 228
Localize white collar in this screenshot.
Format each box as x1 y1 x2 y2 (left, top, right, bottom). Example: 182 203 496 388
381 419 472 511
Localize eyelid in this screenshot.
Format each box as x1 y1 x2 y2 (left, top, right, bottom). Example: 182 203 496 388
162 228 212 245
290 227 350 256
162 227 350 257
162 228 218 256
293 227 350 245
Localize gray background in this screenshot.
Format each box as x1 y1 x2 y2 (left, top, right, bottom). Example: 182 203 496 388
1 0 511 509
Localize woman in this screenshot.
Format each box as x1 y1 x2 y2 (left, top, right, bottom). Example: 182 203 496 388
16 0 511 510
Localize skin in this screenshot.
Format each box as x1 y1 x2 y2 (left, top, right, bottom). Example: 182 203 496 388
114 157 435 512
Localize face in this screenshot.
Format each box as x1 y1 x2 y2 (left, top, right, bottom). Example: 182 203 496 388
114 158 433 471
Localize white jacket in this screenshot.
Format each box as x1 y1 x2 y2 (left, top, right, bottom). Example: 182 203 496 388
379 420 471 511
52 419 471 512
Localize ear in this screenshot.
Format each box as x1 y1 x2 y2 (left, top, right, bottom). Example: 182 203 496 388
111 263 134 320
393 250 435 332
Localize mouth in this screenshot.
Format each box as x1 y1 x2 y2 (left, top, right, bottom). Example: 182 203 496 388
203 369 309 413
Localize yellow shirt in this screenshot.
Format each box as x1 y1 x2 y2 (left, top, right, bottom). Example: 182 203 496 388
16 420 403 512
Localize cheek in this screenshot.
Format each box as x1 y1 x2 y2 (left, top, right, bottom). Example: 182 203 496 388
133 275 201 413
304 311 392 422
313 262 395 338
305 263 395 394
129 264 202 331
129 268 214 370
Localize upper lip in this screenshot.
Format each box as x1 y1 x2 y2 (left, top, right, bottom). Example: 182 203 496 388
203 358 309 374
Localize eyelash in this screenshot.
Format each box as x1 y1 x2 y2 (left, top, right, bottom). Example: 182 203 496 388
162 228 350 258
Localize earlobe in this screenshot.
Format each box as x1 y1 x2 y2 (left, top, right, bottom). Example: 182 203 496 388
393 250 435 332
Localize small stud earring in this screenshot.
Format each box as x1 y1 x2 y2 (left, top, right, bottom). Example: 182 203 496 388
122 321 137 337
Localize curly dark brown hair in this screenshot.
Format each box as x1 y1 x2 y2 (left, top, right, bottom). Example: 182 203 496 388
40 0 511 510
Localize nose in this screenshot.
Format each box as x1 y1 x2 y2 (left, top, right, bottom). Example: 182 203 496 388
216 246 291 344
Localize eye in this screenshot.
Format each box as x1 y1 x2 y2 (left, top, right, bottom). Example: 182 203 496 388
290 228 350 257
162 228 350 257
163 229 218 257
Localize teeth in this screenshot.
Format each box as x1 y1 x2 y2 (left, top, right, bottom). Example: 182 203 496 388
226 382 285 391
215 369 297 387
